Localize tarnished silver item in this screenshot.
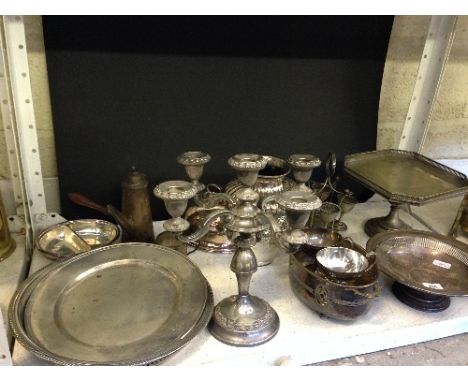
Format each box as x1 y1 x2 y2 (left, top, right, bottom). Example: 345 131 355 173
177 151 211 193
317 202 341 229
153 180 198 253
327 190 358 232
36 219 120 260
9 243 213 365
306 228 343 249
367 229 468 312
225 156 293 205
344 149 468 236
187 155 291 266
289 243 380 320
367 230 468 296
223 155 293 266
288 154 321 192
68 170 154 243
449 193 468 237
308 152 338 203
153 180 198 233
275 191 322 249
179 153 280 347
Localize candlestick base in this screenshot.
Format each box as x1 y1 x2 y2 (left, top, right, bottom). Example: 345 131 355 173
208 294 280 347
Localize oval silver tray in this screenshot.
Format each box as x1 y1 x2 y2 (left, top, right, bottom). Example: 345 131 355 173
366 230 468 296
9 242 213 365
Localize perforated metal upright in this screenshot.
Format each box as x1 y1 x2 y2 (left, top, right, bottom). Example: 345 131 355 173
0 16 48 251
399 16 458 152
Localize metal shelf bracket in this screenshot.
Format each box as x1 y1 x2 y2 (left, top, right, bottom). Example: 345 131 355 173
0 16 47 247
398 16 458 153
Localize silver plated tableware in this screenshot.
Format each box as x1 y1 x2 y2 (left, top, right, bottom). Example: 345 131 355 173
367 229 468 312
68 170 155 243
289 246 380 321
177 151 211 193
212 153 279 346
328 191 358 232
10 243 213 365
288 154 321 192
344 149 468 237
154 180 198 233
225 155 293 204
316 246 369 280
275 190 322 249
154 180 198 253
308 152 339 202
184 156 291 266
314 201 341 231
36 219 120 260
179 153 280 347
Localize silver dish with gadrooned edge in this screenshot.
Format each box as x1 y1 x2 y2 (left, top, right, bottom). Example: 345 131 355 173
9 242 214 365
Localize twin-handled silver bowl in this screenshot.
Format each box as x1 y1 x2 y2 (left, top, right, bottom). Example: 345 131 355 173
316 246 370 280
36 219 121 260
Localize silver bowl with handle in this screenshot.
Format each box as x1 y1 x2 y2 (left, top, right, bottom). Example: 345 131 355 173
36 219 121 260
316 246 369 280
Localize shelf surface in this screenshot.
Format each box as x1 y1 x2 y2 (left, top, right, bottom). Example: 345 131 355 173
8 195 468 365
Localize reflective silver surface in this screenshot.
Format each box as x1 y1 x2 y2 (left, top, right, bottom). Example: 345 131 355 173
275 191 322 248
225 156 293 205
289 248 380 320
367 230 468 296
329 191 358 232
319 202 341 226
177 151 211 193
344 150 468 205
206 154 280 346
316 247 369 279
288 154 321 192
345 150 468 236
36 220 120 260
11 243 212 365
154 180 197 235
306 228 343 249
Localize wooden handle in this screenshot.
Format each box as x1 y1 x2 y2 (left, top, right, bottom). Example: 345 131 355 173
68 192 109 216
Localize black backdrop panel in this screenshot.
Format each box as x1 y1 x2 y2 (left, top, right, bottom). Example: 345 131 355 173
42 16 394 220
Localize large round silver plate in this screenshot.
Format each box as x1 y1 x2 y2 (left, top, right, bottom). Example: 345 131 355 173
367 230 468 296
10 243 212 365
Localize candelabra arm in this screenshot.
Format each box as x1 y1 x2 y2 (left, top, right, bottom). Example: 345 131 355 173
200 191 237 209
177 209 232 242
257 211 281 234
